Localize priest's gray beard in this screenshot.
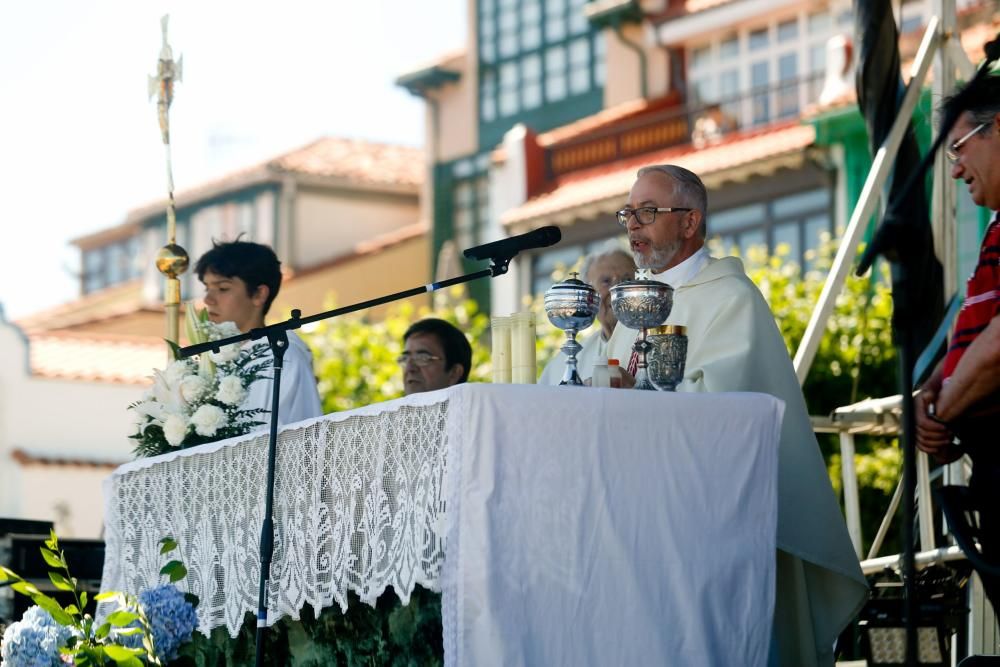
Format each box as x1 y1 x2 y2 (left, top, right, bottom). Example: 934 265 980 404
633 238 682 272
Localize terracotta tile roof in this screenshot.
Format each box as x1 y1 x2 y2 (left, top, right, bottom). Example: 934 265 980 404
74 137 424 244
11 448 125 469
28 331 164 384
502 121 816 227
535 95 679 147
15 280 148 334
271 137 424 187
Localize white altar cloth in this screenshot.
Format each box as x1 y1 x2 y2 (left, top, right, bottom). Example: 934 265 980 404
101 384 784 666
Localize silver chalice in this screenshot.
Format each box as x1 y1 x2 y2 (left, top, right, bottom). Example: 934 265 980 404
647 324 688 391
544 273 600 386
609 274 674 390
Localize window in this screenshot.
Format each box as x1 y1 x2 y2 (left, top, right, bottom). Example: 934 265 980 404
478 0 603 126
450 157 491 251
686 10 833 130
82 235 145 294
710 187 832 269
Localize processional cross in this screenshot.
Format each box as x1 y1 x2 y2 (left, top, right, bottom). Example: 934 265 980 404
149 14 189 350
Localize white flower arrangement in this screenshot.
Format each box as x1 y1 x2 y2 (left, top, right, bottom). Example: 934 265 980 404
129 305 272 458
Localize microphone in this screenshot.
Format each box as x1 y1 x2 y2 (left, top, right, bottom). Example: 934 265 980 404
463 226 562 262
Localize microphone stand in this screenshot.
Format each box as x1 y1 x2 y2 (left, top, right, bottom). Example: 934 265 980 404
177 255 514 667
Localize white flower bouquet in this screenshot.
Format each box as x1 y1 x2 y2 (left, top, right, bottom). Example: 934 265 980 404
129 305 272 458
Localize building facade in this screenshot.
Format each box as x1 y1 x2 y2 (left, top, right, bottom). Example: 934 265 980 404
399 0 997 318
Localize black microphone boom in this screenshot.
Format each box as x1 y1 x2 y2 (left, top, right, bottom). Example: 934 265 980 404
463 226 561 262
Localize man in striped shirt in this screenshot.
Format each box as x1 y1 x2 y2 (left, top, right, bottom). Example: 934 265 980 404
916 72 1000 612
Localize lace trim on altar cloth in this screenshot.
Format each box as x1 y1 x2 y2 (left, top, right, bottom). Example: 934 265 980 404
101 394 452 638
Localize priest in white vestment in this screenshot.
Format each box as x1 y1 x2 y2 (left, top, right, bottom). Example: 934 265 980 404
606 165 867 666
539 245 635 385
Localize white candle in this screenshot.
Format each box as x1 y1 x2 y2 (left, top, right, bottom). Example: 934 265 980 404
491 316 512 383
511 311 536 384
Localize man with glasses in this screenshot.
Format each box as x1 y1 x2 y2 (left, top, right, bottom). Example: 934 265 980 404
400 318 472 396
605 164 866 666
916 72 1000 613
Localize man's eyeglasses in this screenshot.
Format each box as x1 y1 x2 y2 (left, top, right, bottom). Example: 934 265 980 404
945 121 988 164
616 206 692 227
397 351 443 367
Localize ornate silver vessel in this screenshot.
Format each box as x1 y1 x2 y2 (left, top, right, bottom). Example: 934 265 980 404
544 273 600 385
647 324 688 391
609 273 674 390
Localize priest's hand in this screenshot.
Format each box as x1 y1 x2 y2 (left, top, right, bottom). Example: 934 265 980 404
614 367 635 389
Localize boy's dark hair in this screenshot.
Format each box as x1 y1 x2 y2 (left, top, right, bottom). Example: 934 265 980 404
195 240 282 315
403 318 472 383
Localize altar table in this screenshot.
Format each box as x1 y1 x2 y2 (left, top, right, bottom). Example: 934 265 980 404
102 384 783 666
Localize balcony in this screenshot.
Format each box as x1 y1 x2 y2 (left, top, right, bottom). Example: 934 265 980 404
544 71 824 179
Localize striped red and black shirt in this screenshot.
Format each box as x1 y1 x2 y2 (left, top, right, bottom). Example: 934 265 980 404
942 215 1000 381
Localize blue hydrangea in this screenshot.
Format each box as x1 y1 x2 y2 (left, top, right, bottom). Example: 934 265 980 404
0 605 71 667
120 583 197 661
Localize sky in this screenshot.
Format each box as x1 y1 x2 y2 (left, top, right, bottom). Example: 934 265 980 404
0 0 465 320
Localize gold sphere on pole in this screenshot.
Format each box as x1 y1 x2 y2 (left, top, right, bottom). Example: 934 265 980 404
155 243 190 279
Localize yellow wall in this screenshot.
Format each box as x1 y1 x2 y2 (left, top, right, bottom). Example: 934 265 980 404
603 23 670 108
273 232 431 322
292 189 420 269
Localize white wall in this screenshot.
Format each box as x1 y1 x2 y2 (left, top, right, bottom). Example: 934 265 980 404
0 319 145 538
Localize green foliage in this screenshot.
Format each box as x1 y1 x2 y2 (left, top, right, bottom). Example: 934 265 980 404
302 288 493 413
0 530 164 666
725 236 902 556
176 587 442 667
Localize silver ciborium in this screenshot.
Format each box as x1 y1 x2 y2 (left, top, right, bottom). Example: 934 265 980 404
647 325 688 391
544 273 600 385
609 272 674 390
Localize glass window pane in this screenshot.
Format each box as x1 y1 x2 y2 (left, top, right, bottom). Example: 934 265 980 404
547 73 567 101
524 81 543 108
545 0 566 14
522 25 541 50
751 61 770 123
594 32 606 85
773 188 828 217
523 0 541 22
569 67 589 94
739 228 766 257
777 18 799 43
804 214 831 270
547 15 566 40
523 53 542 80
569 37 589 64
692 78 713 104
719 69 739 100
777 52 798 116
808 11 831 35
749 27 769 51
691 44 712 69
720 34 739 60
546 44 567 72
773 222 801 266
499 89 518 116
499 31 518 57
711 203 767 233
569 2 588 34
480 40 496 64
499 11 517 31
